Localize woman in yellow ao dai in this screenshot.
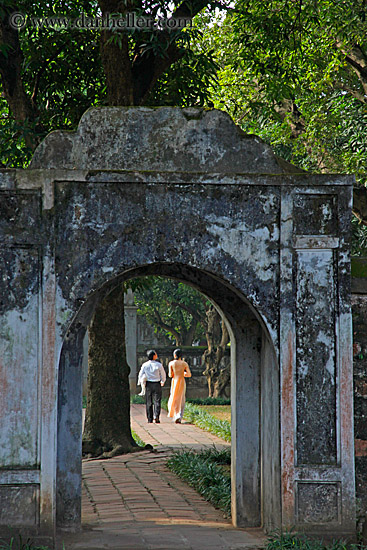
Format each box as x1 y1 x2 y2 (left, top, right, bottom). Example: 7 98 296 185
167 348 192 423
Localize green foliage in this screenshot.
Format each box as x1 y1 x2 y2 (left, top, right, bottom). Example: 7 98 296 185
1 1 104 166
0 536 50 550
134 276 209 346
130 394 145 404
0 98 35 168
0 1 220 166
352 219 367 257
187 397 230 406
200 0 367 254
193 446 231 464
266 530 364 550
147 24 218 107
167 447 231 516
206 1 367 178
131 430 145 447
183 402 231 441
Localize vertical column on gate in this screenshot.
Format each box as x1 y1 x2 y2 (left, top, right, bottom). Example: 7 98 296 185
39 181 58 537
279 186 297 526
280 182 355 536
231 316 262 528
0 187 43 534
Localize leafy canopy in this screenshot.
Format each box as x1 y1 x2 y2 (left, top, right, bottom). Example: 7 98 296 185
0 0 222 166
134 276 209 346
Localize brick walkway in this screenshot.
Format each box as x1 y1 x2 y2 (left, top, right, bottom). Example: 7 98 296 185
57 404 266 550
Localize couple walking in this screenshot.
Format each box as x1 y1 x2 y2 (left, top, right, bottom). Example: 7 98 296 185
138 348 191 424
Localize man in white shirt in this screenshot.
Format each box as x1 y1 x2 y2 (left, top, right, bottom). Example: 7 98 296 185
138 350 166 423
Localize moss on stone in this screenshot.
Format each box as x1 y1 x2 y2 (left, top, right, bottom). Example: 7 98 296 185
352 257 367 279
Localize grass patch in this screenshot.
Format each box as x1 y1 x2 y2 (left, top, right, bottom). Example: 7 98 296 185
266 531 364 550
131 394 145 404
131 430 145 448
0 537 51 550
183 402 231 442
167 447 231 517
199 405 231 423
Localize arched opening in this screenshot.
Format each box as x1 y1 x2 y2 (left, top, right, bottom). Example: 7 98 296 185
56 262 280 533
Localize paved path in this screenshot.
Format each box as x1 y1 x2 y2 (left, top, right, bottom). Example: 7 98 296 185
130 402 230 451
58 404 266 550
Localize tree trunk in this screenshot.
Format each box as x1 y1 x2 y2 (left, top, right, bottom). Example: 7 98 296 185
100 29 134 106
97 0 207 106
212 357 231 398
202 306 230 398
0 8 40 150
82 285 138 458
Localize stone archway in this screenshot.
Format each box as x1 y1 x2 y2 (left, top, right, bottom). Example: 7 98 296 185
56 263 280 532
0 107 355 539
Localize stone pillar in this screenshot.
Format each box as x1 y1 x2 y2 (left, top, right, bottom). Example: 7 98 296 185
280 188 355 536
231 319 261 527
81 290 138 397
124 289 138 393
82 332 88 398
0 187 56 541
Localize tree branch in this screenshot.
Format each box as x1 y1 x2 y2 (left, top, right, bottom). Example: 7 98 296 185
172 0 211 20
219 321 229 349
335 40 367 99
333 80 367 104
170 301 205 324
151 309 181 343
185 320 199 346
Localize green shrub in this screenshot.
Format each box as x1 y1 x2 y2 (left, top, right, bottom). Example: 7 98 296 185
0 536 51 550
131 430 145 448
193 446 231 464
131 395 231 406
167 447 231 517
266 531 364 550
130 394 145 404
187 397 230 406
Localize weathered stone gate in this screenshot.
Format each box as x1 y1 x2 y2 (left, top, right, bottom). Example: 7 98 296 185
0 107 355 540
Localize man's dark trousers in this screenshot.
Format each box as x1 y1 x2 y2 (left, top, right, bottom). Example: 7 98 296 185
146 381 162 422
